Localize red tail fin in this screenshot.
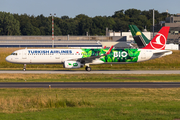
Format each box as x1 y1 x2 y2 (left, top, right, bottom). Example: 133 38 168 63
143 26 170 50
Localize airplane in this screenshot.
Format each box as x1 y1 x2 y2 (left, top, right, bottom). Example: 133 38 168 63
129 25 151 48
6 26 172 71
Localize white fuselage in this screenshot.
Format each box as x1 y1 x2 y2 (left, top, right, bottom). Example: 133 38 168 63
6 49 84 64
5 49 172 65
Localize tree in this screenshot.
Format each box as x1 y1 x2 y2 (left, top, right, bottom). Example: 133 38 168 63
0 12 21 35
61 16 69 20
113 18 129 32
125 9 141 18
92 16 115 35
76 14 93 35
54 24 62 35
22 22 41 35
0 9 171 35
112 10 125 18
56 18 70 35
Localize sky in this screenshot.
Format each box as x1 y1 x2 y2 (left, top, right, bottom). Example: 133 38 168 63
1 0 180 18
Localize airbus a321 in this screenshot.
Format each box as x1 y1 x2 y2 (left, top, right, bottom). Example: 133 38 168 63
6 26 172 71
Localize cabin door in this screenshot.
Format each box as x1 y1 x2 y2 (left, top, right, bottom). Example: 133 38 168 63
22 50 27 59
55 53 60 59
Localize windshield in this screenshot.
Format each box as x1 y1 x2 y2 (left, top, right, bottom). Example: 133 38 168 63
11 53 17 55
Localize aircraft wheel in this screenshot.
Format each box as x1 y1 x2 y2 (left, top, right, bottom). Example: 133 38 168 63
85 66 88 71
23 64 26 71
86 67 91 72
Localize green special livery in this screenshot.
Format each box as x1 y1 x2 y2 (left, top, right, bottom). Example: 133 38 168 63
82 48 140 63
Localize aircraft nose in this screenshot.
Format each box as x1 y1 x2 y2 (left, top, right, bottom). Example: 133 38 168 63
5 56 11 62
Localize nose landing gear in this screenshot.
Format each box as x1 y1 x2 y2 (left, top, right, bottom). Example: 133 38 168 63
23 64 26 71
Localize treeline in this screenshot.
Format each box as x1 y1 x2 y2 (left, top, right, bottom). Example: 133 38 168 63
0 9 170 36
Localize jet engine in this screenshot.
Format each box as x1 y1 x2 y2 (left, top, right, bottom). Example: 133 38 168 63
63 61 84 69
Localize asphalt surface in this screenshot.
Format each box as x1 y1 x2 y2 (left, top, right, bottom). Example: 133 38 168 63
1 82 180 88
0 70 180 74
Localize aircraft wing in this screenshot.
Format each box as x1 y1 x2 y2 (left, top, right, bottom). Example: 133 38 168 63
76 54 105 63
67 46 113 64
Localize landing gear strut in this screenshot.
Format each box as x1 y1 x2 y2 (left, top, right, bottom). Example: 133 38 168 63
23 64 26 71
85 66 91 71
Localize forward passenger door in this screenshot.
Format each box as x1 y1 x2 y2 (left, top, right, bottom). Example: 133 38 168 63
22 50 27 59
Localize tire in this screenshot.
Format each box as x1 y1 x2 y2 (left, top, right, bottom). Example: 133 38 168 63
87 67 91 71
85 66 88 71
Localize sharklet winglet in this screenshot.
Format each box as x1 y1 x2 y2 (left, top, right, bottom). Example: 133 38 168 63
106 46 113 55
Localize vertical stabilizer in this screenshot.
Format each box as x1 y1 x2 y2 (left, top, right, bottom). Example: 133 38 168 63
142 26 170 50
129 25 150 45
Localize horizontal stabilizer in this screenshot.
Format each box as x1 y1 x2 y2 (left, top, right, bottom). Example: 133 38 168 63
153 50 172 57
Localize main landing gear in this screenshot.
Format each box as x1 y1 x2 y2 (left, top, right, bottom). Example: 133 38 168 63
23 64 26 71
85 66 91 71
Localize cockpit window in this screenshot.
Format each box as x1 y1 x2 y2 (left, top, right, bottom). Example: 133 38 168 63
11 53 17 55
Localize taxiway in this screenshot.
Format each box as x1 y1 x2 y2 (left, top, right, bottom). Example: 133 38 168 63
0 70 180 74
0 82 180 88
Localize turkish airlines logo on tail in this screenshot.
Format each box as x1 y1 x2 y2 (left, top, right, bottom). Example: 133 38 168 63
150 33 166 50
142 26 170 50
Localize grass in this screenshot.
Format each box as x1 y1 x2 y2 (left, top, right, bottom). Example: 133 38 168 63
0 74 180 82
1 48 180 70
0 88 180 119
1 48 180 119
0 96 92 113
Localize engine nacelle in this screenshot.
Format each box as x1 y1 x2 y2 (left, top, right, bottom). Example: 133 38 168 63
63 61 84 69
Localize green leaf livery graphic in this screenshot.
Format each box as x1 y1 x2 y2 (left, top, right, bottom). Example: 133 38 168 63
100 57 106 62
81 48 140 63
134 51 140 57
107 57 112 62
128 49 134 57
